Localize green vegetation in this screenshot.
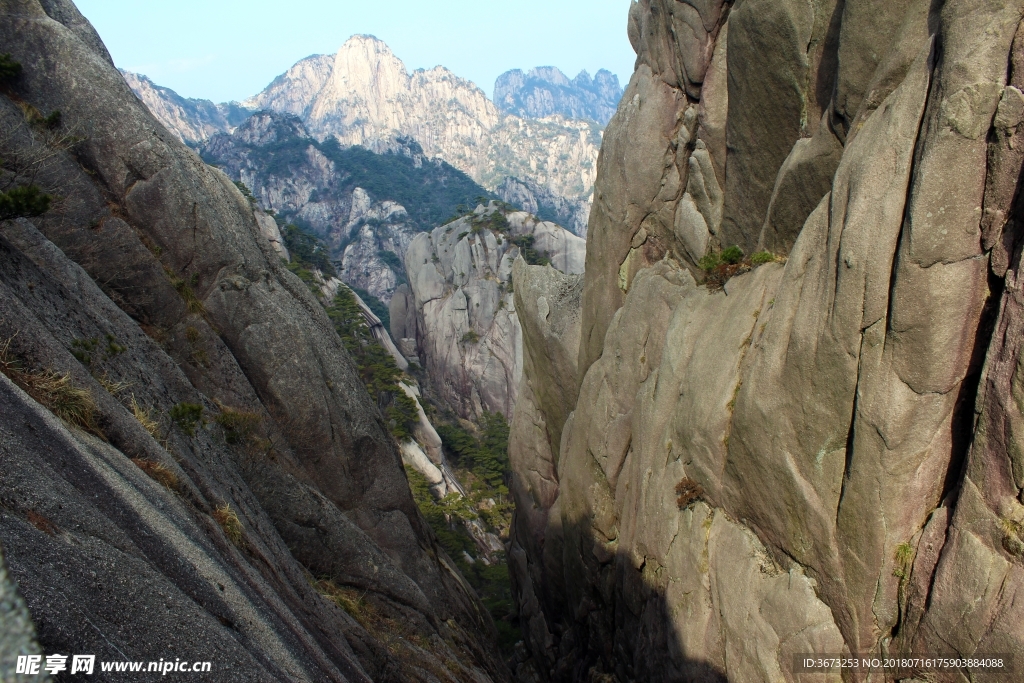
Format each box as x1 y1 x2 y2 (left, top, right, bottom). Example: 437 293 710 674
721 246 744 265
325 286 418 441
0 185 52 220
751 250 777 266
511 234 551 267
436 413 512 499
350 285 390 332
699 246 744 271
470 209 511 235
461 330 480 344
203 126 496 231
0 53 22 83
282 224 336 278
893 542 915 580
376 249 404 273
405 413 517 654
170 402 203 437
233 180 255 203
71 334 125 368
215 407 262 445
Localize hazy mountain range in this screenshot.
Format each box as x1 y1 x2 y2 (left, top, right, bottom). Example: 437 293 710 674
123 36 622 235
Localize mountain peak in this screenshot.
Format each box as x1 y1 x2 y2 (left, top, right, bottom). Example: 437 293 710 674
494 66 622 125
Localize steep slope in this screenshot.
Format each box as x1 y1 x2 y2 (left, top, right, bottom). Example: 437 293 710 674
201 111 492 303
121 71 249 146
509 0 1024 680
493 67 622 126
395 203 584 421
0 2 508 680
245 36 602 204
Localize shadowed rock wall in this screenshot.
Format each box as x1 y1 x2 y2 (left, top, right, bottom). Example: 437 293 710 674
0 1 509 680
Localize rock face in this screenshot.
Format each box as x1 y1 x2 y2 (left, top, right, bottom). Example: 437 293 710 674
0 2 508 680
121 71 249 146
509 0 1024 680
201 112 487 304
495 176 591 238
399 204 584 420
244 36 602 204
493 67 622 126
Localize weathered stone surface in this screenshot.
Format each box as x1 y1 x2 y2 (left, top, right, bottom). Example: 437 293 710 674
509 0 1024 679
0 2 508 679
757 115 844 254
719 0 840 255
404 204 583 419
495 176 591 238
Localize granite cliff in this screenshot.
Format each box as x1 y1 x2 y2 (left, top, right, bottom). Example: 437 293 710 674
0 1 510 680
393 204 585 422
121 71 249 147
508 0 1024 680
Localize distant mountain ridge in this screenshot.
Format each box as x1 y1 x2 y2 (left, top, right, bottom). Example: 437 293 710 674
493 67 622 126
123 37 615 217
121 71 249 146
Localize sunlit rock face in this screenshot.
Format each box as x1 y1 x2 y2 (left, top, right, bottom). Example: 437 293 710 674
245 36 603 207
399 203 584 421
507 0 1024 680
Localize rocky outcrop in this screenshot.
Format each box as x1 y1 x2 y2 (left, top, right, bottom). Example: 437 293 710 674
245 36 602 204
495 176 591 238
399 204 584 420
510 0 1024 680
0 2 508 680
493 68 622 126
122 71 249 146
201 112 485 303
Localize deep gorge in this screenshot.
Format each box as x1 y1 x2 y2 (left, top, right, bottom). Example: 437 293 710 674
2 0 1024 682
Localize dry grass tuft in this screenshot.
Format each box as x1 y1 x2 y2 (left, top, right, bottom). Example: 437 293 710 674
1001 519 1024 559
676 477 705 509
131 458 180 492
213 503 244 547
129 395 160 439
1 338 103 436
313 578 368 621
96 372 130 396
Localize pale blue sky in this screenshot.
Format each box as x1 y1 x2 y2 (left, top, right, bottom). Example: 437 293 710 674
75 0 637 103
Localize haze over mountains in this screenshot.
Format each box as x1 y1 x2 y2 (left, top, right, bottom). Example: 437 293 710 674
493 67 621 126
123 35 622 237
